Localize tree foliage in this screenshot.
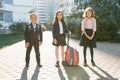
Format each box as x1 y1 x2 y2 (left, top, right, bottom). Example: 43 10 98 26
9 22 26 35
67 0 120 42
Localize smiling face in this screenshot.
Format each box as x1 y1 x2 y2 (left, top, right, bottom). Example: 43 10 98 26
86 10 93 18
30 14 37 24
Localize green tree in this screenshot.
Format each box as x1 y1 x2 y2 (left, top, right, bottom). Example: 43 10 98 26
70 0 120 42
90 0 120 41
9 22 26 35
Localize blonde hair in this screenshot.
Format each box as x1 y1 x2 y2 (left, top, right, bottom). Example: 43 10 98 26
83 7 95 17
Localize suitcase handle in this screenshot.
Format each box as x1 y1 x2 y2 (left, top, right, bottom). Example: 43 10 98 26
66 33 70 47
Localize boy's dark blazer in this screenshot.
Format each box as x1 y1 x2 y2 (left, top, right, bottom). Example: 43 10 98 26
52 21 68 39
24 23 43 45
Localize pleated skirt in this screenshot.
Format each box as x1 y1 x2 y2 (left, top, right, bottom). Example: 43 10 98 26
79 29 96 48
53 34 66 46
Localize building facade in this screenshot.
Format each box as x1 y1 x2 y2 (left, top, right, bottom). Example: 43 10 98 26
36 0 57 24
0 0 33 29
36 0 47 24
56 0 75 16
56 0 91 17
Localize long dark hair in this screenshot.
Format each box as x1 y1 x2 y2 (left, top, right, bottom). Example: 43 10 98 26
54 11 66 24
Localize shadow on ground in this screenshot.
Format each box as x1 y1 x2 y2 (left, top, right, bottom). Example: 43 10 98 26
88 65 119 80
20 67 28 80
20 66 40 80
31 66 40 80
58 65 89 80
96 42 120 56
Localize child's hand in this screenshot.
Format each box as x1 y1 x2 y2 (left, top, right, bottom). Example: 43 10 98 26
68 31 71 35
87 36 93 40
86 35 90 40
53 39 57 44
89 36 94 40
25 42 30 47
39 42 42 46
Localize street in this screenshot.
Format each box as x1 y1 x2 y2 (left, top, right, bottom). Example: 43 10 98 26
0 31 120 80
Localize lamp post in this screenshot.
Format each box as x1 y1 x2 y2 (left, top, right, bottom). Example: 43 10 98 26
33 0 36 8
29 0 37 13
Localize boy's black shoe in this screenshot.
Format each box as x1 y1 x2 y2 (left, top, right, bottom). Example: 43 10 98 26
25 63 29 67
55 61 59 67
83 62 87 66
37 64 42 68
91 60 96 66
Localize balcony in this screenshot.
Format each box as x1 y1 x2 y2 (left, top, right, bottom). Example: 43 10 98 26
0 1 4 8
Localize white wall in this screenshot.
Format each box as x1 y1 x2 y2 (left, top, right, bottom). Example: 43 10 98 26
13 6 32 22
13 0 33 6
2 4 14 11
13 0 33 22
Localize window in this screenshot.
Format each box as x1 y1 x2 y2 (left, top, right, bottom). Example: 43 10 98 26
5 0 13 4
4 11 13 22
0 12 4 21
0 0 3 7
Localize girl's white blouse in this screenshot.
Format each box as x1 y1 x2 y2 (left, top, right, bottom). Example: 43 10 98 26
59 21 64 34
81 18 96 31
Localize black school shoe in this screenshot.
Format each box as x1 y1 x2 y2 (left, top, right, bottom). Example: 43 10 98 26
91 60 96 66
55 61 59 67
37 64 42 68
83 62 88 66
25 63 29 67
62 61 66 66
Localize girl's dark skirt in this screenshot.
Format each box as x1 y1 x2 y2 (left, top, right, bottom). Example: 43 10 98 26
53 34 66 46
79 29 96 48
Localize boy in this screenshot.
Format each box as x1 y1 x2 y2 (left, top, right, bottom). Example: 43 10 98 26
24 14 43 67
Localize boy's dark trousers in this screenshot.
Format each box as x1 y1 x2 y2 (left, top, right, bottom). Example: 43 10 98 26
25 43 40 66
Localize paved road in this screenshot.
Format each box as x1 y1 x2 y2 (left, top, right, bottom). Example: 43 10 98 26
0 31 120 80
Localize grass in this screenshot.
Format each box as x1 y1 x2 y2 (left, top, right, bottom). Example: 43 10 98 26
0 34 24 49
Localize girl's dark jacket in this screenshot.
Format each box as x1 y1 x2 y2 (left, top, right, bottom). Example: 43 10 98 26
52 21 69 39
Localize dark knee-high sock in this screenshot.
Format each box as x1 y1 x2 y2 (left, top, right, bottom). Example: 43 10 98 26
83 47 87 62
89 47 94 61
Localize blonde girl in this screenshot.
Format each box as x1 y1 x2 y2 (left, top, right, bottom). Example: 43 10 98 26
80 7 96 66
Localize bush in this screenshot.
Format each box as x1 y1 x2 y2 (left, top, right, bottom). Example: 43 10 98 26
67 18 82 39
0 34 24 48
74 24 82 39
96 18 111 41
69 0 120 43
96 16 120 42
9 22 26 35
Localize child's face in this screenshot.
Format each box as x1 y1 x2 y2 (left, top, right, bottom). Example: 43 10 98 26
57 12 63 21
86 10 92 18
30 14 37 23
